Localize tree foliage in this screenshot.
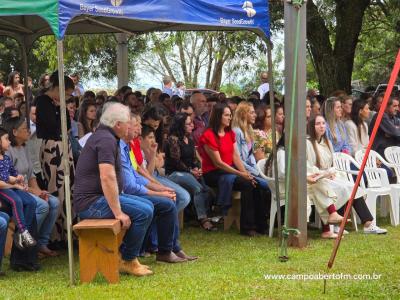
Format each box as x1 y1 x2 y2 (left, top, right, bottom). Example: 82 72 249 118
0 36 48 84
137 31 267 91
306 0 372 96
306 0 400 95
0 33 146 85
353 0 400 86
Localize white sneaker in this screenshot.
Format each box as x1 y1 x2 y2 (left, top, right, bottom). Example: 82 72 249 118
333 225 349 235
364 224 387 234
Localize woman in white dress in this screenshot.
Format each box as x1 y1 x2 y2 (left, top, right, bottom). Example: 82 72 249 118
307 115 387 235
265 133 344 239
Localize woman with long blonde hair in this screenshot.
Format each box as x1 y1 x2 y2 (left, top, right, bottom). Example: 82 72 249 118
322 97 351 154
232 102 257 174
232 102 269 191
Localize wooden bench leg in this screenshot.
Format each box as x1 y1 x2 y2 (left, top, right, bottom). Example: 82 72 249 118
79 230 120 284
178 211 184 230
5 222 15 256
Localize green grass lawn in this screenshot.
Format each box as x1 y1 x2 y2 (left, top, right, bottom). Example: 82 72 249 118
1 220 399 300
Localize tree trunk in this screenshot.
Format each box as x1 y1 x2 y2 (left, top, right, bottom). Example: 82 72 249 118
210 59 224 91
176 33 189 85
193 38 206 88
306 0 371 96
205 37 213 88
153 36 177 83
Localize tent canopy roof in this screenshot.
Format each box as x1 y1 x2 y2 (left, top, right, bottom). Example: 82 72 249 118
0 0 270 44
0 0 58 40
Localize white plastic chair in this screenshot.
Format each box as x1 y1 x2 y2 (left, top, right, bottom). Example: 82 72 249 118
384 146 400 222
354 150 399 226
332 152 379 230
256 159 321 237
256 159 285 237
384 146 400 181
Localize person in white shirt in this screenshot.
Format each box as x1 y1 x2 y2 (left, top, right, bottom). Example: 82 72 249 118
174 81 186 99
257 72 270 101
162 75 174 97
26 105 45 188
344 98 370 156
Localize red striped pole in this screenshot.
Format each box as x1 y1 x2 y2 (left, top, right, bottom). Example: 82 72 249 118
328 49 400 269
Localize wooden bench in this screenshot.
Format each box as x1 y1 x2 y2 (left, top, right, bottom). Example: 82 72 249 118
224 192 241 231
4 221 14 256
178 211 184 230
73 219 125 284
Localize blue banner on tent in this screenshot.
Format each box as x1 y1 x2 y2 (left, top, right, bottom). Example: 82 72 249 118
58 0 270 39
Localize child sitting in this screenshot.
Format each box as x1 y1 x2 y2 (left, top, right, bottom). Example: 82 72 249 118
0 128 37 249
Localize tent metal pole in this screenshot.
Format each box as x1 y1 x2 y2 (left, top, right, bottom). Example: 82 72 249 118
266 40 282 242
116 33 129 88
0 18 33 34
84 17 135 36
284 1 307 248
21 38 30 126
56 39 75 286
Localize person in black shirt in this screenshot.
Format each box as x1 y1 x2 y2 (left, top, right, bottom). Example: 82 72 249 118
74 102 154 276
164 113 215 231
35 71 75 244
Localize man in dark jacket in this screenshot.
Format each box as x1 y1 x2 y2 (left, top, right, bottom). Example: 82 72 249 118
369 97 400 157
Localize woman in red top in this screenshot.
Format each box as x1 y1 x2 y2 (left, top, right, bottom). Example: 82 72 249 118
199 102 267 236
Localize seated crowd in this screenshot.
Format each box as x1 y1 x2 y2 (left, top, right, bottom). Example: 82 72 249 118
0 69 397 278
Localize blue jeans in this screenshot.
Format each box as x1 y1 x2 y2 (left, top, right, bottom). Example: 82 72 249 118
0 189 36 233
255 177 269 190
0 211 10 271
78 194 153 261
168 172 212 220
32 194 60 247
154 173 190 212
140 195 178 253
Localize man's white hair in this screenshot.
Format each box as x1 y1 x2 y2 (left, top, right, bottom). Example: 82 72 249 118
100 102 130 128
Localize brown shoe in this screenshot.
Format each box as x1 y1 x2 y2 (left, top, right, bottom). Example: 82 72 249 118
38 246 59 258
321 231 343 239
175 250 198 261
119 253 151 270
199 218 217 231
156 252 187 263
119 258 153 276
327 212 344 224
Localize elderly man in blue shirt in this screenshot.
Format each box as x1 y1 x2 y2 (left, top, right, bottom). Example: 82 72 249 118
120 115 197 262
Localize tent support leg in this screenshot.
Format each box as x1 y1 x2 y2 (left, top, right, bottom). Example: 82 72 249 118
284 1 308 248
116 33 129 88
265 41 282 242
21 38 30 125
57 39 75 286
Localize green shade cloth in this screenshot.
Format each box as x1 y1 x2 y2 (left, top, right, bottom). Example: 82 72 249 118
0 0 59 38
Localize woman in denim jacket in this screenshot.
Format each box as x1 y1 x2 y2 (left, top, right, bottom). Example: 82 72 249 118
232 102 269 191
322 97 352 154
